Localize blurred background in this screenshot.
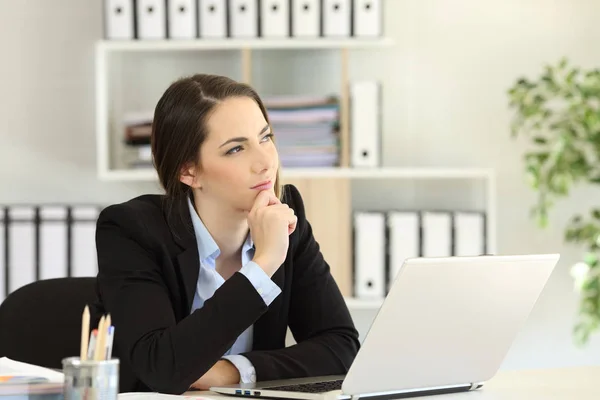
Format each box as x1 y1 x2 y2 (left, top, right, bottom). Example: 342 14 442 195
1 0 599 374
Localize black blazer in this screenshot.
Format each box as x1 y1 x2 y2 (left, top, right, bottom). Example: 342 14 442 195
91 184 360 394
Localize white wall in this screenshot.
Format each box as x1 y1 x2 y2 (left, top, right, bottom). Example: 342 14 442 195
1 0 600 370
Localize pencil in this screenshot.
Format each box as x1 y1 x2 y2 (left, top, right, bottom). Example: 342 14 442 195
104 314 112 361
94 316 106 361
80 305 90 361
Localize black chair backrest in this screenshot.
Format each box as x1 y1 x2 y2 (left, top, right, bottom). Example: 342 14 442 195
0 278 98 370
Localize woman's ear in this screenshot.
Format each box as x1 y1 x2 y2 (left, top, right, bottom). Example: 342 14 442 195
179 163 201 189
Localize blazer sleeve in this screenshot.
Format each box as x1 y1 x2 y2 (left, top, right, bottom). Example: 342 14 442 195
95 204 268 394
242 185 361 381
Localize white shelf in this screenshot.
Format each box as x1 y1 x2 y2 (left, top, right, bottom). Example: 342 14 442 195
97 37 394 52
345 297 383 310
98 167 494 182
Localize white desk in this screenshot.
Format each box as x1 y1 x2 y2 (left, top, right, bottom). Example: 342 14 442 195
181 367 600 400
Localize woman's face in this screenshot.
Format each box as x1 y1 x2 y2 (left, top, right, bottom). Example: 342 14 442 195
195 96 279 213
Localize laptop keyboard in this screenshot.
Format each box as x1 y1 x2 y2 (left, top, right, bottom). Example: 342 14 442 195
266 379 344 393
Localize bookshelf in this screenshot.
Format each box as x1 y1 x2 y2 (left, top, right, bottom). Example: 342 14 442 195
94 37 496 312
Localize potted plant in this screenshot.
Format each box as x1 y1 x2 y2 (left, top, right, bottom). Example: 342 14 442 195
507 57 600 346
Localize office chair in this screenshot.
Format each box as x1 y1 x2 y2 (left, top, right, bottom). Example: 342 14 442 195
0 277 142 393
0 277 98 369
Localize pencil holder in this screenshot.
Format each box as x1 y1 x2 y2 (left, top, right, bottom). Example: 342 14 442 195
62 357 119 400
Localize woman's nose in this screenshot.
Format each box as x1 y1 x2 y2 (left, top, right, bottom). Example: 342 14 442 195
251 146 273 174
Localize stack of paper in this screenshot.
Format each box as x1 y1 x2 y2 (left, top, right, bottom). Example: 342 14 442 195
0 357 64 384
264 95 340 168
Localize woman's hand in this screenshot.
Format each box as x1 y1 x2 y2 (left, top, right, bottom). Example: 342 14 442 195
248 190 297 277
190 360 241 390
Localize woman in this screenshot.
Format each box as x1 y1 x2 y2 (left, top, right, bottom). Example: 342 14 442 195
93 74 360 394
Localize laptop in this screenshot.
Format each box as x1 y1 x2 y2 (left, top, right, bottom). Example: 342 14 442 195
211 253 559 400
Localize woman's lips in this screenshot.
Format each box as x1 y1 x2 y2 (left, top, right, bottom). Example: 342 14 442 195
251 180 273 190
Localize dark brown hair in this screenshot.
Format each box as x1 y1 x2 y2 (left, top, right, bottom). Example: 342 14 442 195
151 74 282 218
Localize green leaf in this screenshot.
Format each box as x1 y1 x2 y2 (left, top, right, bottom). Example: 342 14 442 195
584 253 599 267
534 137 547 145
559 57 568 69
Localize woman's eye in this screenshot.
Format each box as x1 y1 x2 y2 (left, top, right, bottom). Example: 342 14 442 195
226 146 242 155
261 133 274 142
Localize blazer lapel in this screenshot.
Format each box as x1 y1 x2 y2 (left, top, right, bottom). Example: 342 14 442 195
165 196 200 314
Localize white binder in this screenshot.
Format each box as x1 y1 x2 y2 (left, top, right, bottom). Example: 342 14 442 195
421 211 452 257
104 0 135 39
354 212 386 299
39 206 68 280
199 0 227 38
168 0 197 39
261 0 289 38
454 211 486 256
71 207 100 278
7 207 35 294
352 0 381 37
137 0 167 39
350 81 381 167
229 0 258 38
323 0 351 37
0 209 5 303
387 212 420 291
291 0 320 37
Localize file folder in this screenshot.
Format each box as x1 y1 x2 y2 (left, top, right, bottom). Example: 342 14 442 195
323 0 351 37
0 208 5 303
387 211 420 292
354 212 386 299
71 207 100 278
137 0 167 39
168 0 197 38
104 0 135 40
291 0 320 37
350 81 381 167
39 207 68 280
229 0 259 38
352 0 382 37
454 211 486 256
199 0 227 38
421 211 452 257
260 0 290 37
7 207 36 294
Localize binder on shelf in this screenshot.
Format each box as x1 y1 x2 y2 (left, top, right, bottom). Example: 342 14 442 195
421 211 452 257
323 0 351 37
229 0 258 38
387 211 420 292
39 206 68 280
291 0 319 37
350 81 381 167
353 211 386 300
103 0 135 40
7 207 36 295
260 0 290 38
453 211 486 256
0 208 5 304
199 0 227 38
71 207 100 278
136 0 167 39
168 0 197 39
352 0 382 37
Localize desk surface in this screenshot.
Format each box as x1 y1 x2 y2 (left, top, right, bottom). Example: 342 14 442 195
183 366 600 399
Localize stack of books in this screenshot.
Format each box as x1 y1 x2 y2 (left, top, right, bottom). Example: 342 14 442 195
264 95 340 168
122 111 153 169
